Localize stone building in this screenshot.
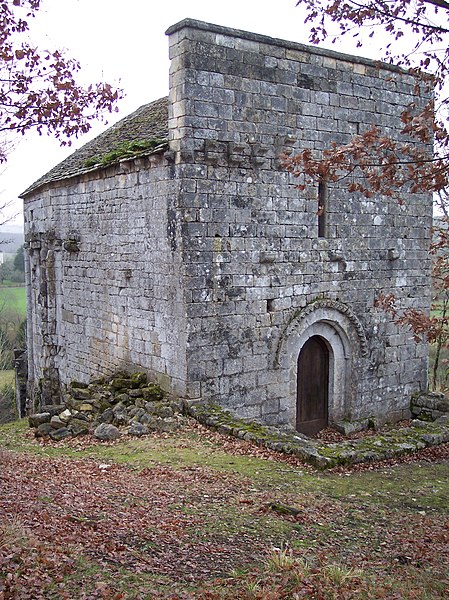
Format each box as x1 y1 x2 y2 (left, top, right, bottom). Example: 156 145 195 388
21 19 432 434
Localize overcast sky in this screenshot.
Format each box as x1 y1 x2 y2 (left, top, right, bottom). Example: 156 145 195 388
1 0 380 228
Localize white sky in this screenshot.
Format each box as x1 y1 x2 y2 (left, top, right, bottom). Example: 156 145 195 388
1 0 381 227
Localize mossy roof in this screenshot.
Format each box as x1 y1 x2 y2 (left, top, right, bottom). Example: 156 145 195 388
21 96 169 198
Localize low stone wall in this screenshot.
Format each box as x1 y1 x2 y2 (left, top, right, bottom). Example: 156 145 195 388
411 392 449 422
27 375 449 469
185 400 449 469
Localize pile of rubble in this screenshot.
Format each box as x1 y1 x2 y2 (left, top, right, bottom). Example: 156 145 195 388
28 372 185 441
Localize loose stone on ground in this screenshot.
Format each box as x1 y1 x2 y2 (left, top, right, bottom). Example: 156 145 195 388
27 379 449 469
28 371 184 441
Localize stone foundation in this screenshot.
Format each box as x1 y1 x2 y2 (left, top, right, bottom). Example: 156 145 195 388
411 392 449 422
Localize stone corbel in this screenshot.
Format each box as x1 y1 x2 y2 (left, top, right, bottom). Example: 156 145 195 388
227 142 248 166
250 143 269 167
328 250 347 270
63 233 81 253
387 248 400 261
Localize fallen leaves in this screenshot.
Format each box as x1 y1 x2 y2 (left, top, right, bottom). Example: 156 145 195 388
0 420 448 598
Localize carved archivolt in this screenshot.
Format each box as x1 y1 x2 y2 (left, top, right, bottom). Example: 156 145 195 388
274 298 368 367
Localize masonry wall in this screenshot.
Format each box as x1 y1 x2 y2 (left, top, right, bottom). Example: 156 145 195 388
24 155 187 406
167 20 432 426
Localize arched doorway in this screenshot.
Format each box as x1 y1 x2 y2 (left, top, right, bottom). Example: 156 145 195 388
275 299 367 432
296 335 329 436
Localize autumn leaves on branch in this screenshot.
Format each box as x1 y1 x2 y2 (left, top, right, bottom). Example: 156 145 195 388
0 0 123 163
285 0 449 200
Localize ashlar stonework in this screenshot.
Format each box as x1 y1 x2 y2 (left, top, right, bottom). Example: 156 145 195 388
21 19 433 435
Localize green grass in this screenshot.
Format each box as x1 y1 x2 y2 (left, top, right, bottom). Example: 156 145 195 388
1 420 447 513
0 279 24 287
0 370 14 387
0 286 26 317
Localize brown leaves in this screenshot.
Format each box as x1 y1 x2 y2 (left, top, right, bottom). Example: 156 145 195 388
1 423 449 598
376 291 449 344
0 447 269 596
0 0 123 163
281 116 447 199
291 0 449 202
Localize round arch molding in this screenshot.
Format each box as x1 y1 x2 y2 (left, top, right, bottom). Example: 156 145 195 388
275 299 368 427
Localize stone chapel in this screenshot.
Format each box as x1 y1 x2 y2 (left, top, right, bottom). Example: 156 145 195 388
21 19 432 434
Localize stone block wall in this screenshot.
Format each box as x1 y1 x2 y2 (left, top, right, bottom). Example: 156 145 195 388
24 155 187 406
166 19 432 426
23 19 432 429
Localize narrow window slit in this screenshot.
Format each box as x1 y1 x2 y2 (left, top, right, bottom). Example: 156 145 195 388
318 180 327 238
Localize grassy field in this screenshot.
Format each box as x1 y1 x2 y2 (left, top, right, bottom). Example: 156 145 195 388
0 419 448 599
0 369 14 387
0 285 26 318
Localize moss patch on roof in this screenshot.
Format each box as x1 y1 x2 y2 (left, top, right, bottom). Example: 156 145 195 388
21 96 169 197
84 138 168 169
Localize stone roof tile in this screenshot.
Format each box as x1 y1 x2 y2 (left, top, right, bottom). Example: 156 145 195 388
21 96 169 197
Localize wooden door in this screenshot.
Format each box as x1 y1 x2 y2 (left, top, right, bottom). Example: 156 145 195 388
296 336 329 436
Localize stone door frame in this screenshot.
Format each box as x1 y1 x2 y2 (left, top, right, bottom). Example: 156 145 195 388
275 299 367 429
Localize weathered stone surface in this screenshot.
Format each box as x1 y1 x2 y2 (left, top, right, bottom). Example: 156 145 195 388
68 418 89 436
14 347 27 419
145 402 173 418
169 399 185 413
94 423 121 441
140 413 152 425
59 409 72 423
334 419 372 436
71 387 92 401
49 427 72 441
115 393 130 406
130 372 147 387
435 414 449 425
111 378 133 391
35 422 54 437
23 20 432 431
50 416 66 429
437 399 449 412
28 374 171 440
412 419 429 428
129 407 146 422
29 412 51 428
72 412 88 422
128 422 149 437
112 403 128 425
411 392 449 422
142 386 164 402
70 381 88 389
185 401 449 469
97 407 114 424
40 404 66 417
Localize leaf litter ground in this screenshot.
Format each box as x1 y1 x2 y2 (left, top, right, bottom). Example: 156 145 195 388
0 419 448 599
